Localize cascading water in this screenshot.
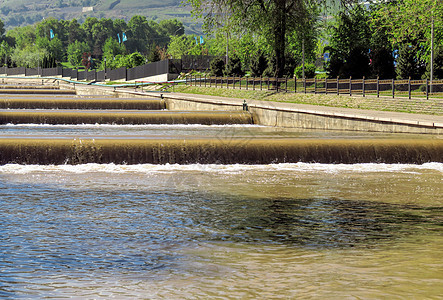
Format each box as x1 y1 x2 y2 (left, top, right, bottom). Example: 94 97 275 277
0 84 442 298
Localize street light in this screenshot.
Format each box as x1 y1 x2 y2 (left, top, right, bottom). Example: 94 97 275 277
1 44 6 75
104 57 106 80
430 0 437 93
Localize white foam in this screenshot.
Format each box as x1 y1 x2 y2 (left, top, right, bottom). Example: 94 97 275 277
1 162 442 175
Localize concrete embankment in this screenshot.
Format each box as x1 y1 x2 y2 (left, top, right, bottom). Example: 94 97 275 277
72 84 443 134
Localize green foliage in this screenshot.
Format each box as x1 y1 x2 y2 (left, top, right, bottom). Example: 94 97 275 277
67 40 90 66
127 52 146 68
184 0 326 77
295 63 316 78
167 35 193 59
250 51 268 77
372 0 442 55
427 47 443 79
0 40 12 67
36 36 65 62
6 25 36 49
146 44 161 62
224 54 244 77
127 15 157 54
102 37 126 57
210 57 225 76
10 45 47 68
0 19 4 36
396 44 426 79
158 19 184 36
326 4 371 78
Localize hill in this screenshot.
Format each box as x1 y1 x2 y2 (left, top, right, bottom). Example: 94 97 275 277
0 0 202 34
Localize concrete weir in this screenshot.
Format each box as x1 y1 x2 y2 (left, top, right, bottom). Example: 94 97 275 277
1 138 442 165
0 98 166 110
0 81 442 165
0 110 252 125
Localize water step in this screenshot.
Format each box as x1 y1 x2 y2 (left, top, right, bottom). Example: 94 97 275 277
0 89 76 95
0 110 253 125
0 98 166 110
0 85 60 90
0 138 441 165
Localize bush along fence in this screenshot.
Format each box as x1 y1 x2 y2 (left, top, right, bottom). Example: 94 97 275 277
0 59 183 83
185 75 443 100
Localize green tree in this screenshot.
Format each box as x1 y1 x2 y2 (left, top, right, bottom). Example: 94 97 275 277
167 35 193 59
67 19 85 44
373 0 442 77
6 25 36 50
127 52 145 68
81 17 99 49
185 0 332 77
210 57 225 76
67 40 90 66
326 4 371 78
11 45 47 68
396 44 426 79
0 40 12 67
0 19 5 37
224 53 244 76
250 51 268 77
35 35 64 62
159 19 185 37
127 15 158 54
426 46 443 79
91 18 115 55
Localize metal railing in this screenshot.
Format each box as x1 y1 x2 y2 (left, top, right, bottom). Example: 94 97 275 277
185 75 443 99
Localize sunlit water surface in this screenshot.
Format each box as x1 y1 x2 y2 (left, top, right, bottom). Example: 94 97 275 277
1 163 442 299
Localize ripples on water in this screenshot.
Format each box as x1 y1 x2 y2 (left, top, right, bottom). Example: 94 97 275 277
0 163 442 298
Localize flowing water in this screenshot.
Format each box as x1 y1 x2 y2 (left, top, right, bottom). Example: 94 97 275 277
1 123 442 298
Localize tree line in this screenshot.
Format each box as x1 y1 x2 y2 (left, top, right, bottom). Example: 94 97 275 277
0 0 441 80
0 16 184 71
185 0 442 80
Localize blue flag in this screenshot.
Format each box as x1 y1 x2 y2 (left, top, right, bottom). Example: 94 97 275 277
50 29 54 40
117 33 121 44
200 36 204 44
194 36 198 45
122 32 127 42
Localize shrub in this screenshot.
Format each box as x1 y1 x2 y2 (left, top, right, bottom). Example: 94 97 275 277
250 51 268 77
295 63 316 78
210 57 225 76
224 54 244 77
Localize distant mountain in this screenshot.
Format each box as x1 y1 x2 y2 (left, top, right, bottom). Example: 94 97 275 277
0 0 202 34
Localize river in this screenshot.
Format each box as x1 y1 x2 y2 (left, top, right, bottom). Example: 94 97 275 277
0 124 442 298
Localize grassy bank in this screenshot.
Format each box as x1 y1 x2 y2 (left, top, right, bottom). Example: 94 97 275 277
164 84 443 115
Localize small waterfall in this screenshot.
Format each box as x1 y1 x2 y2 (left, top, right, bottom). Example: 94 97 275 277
0 98 166 110
0 111 253 125
0 138 441 165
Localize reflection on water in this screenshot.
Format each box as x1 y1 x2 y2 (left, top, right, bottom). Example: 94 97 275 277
0 164 442 298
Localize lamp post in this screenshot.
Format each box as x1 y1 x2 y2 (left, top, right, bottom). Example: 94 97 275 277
430 0 437 94
1 44 6 75
104 57 106 80
430 13 434 93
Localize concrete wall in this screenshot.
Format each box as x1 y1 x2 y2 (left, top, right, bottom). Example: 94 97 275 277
161 94 443 135
73 85 443 135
